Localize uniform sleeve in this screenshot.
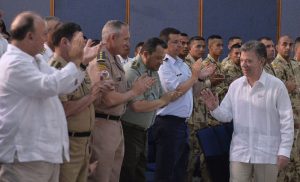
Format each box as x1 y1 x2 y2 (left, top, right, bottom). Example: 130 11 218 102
125 66 145 102
7 60 85 98
158 63 181 91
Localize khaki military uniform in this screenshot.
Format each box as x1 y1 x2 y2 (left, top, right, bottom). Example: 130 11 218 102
201 54 227 125
221 59 243 86
272 54 300 182
264 63 277 77
119 56 163 182
87 47 127 182
221 56 229 67
49 55 95 182
185 54 212 182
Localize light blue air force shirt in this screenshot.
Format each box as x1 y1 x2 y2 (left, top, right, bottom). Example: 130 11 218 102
156 54 193 118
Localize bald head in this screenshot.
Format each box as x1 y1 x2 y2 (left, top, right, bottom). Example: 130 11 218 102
10 11 46 56
10 11 43 41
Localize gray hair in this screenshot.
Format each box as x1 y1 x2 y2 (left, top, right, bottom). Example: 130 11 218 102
101 20 127 42
241 40 267 60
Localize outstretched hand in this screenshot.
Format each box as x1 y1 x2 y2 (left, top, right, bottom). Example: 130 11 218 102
200 89 219 111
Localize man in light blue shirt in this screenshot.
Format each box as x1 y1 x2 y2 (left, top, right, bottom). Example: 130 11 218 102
152 27 214 182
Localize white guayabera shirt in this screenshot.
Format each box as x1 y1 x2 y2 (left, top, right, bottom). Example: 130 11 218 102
0 44 85 163
211 71 294 164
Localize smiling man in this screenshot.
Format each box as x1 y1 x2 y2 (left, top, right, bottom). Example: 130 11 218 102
201 40 294 182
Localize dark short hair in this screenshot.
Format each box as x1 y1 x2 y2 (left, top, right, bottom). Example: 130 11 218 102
10 15 35 41
0 19 10 38
180 32 188 37
52 22 82 47
159 27 181 43
295 37 300 44
257 36 272 42
140 37 167 55
230 43 241 52
188 36 205 45
241 40 267 59
135 41 144 52
228 36 241 42
208 34 222 42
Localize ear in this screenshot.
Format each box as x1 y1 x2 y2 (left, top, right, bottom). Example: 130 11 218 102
27 32 34 40
111 33 118 41
142 51 149 59
276 44 279 52
260 57 266 66
140 51 150 60
60 37 69 47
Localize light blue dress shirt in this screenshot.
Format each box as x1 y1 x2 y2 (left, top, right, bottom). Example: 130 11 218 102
156 54 193 118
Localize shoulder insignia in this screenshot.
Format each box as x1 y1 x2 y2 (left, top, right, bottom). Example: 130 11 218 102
131 60 140 69
50 61 62 69
97 51 107 63
97 51 108 71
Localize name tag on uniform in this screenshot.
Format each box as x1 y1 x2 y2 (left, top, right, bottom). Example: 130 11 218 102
176 73 182 77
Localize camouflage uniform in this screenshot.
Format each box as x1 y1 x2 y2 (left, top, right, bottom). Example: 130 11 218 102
264 63 277 77
201 54 228 126
221 59 243 87
272 54 300 182
184 54 212 182
221 56 229 67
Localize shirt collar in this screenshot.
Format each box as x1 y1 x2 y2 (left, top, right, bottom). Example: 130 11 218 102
186 54 196 63
50 54 68 67
275 54 289 63
8 44 35 62
164 54 183 65
207 54 219 63
135 55 147 72
242 70 267 87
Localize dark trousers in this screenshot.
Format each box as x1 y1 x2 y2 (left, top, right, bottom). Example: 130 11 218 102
152 115 190 182
120 121 147 182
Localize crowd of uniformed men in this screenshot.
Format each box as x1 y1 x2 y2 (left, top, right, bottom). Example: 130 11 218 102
0 10 299 182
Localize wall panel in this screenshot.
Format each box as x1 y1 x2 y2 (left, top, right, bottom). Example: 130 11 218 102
0 0 50 28
55 0 126 39
281 0 300 39
203 0 277 57
129 0 199 56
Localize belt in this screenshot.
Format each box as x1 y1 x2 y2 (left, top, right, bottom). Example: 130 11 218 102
156 115 188 123
122 120 147 131
95 113 121 121
68 131 91 137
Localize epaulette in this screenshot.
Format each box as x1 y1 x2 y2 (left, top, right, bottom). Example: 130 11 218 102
131 59 140 70
96 51 108 71
97 51 107 63
50 61 62 69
